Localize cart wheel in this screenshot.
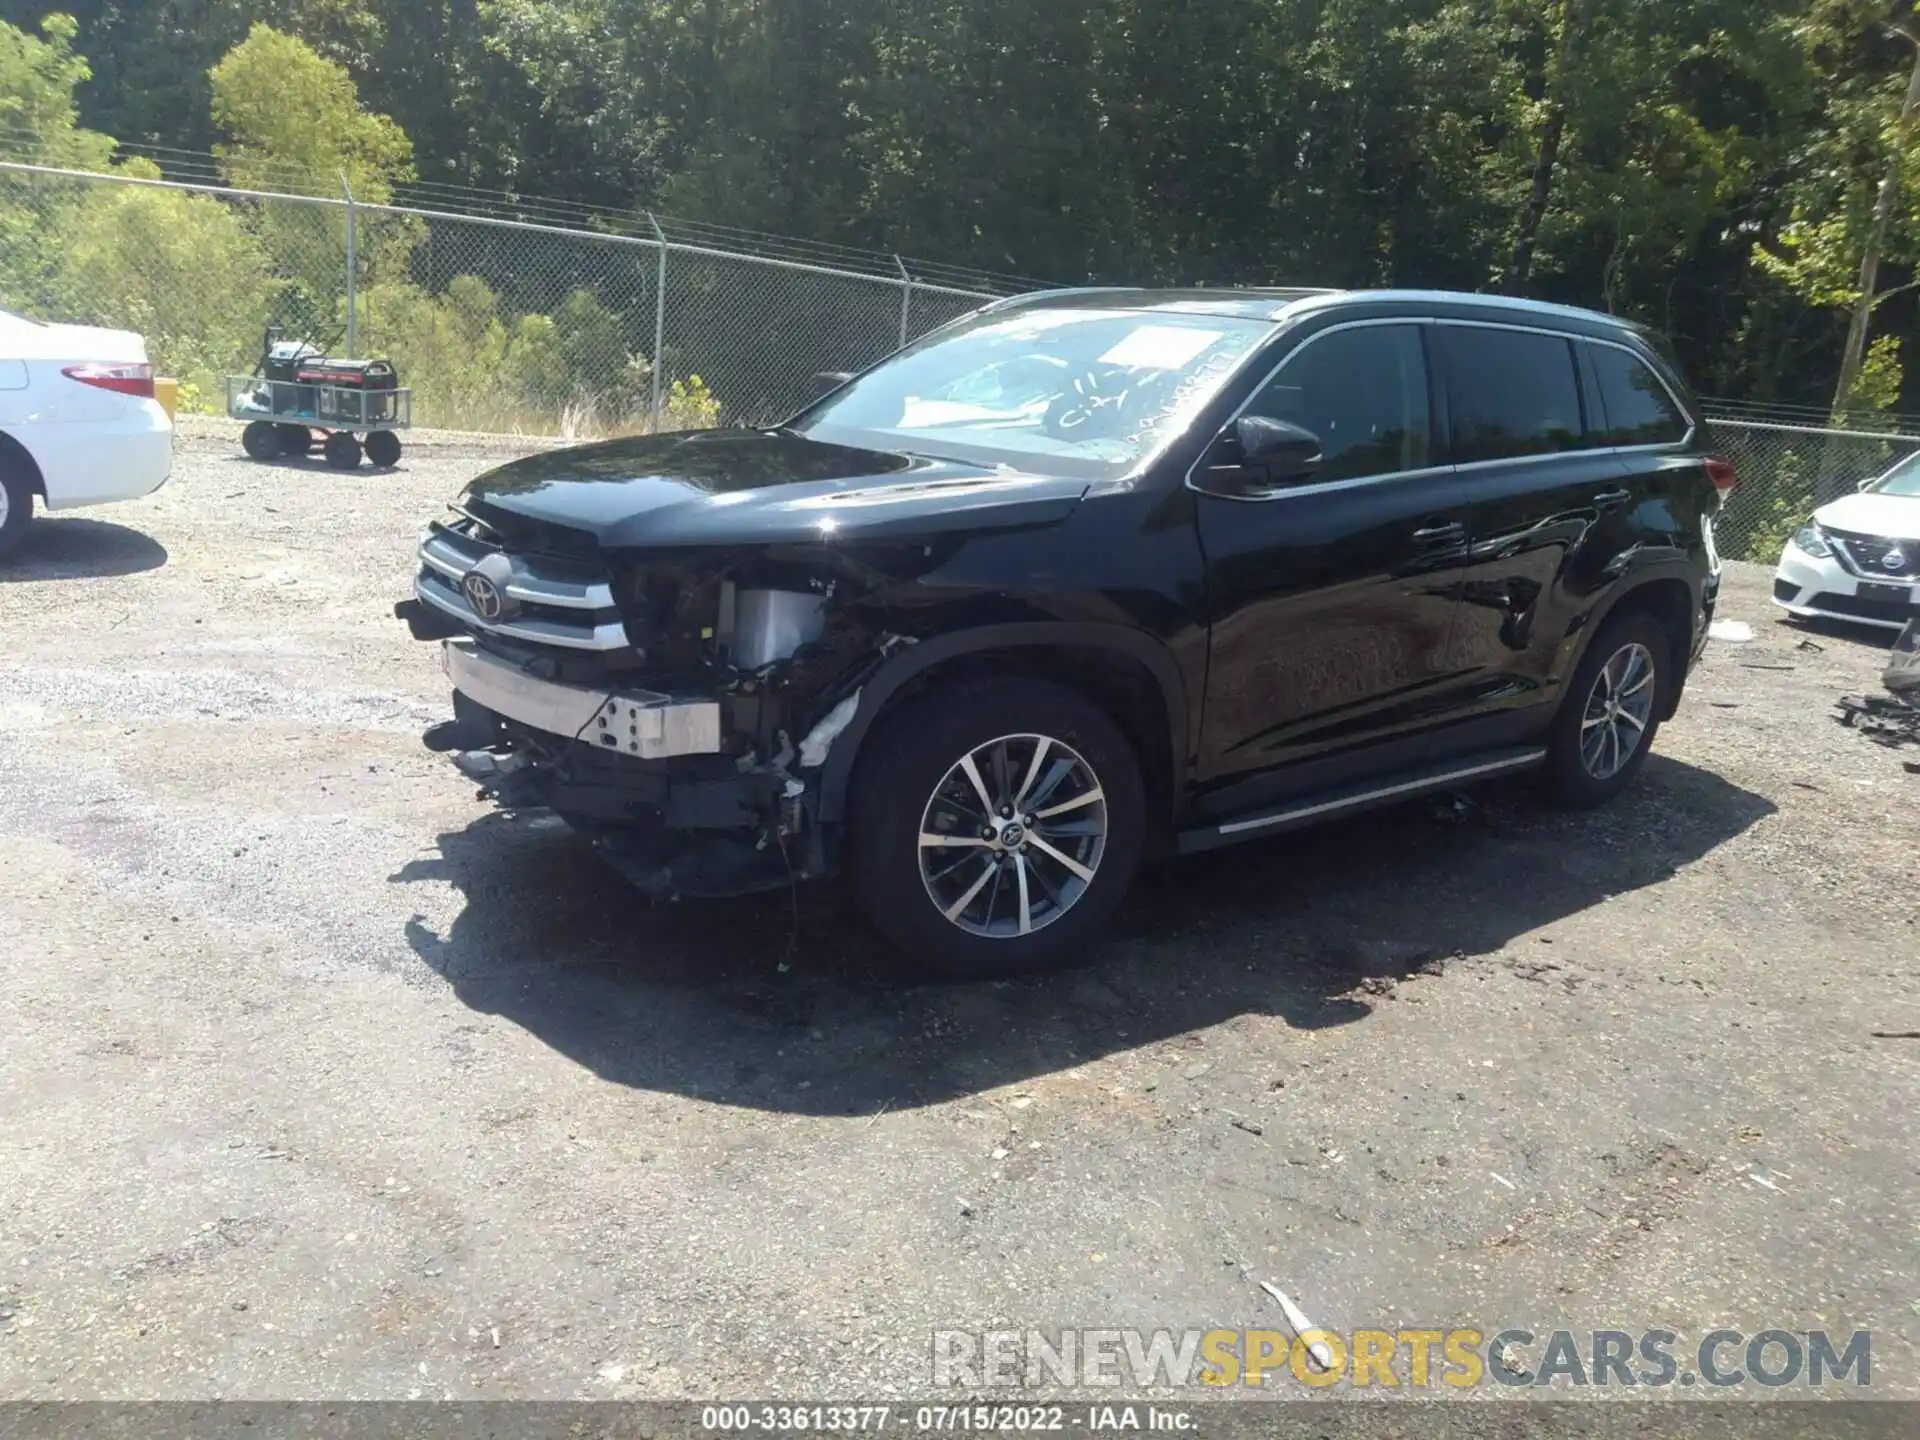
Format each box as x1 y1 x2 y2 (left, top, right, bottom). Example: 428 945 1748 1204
323 433 364 471
242 421 283 462
364 430 403 468
276 424 314 455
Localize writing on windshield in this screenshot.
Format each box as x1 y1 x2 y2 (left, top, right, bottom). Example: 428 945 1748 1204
798 307 1271 478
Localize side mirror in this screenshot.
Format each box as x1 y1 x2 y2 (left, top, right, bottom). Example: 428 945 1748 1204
811 370 854 399
1233 416 1322 484
1858 476 1877 492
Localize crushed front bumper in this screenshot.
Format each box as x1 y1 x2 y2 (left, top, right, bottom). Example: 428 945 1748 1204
425 637 822 898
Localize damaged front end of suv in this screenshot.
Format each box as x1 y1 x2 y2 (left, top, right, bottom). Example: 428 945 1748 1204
395 427 1092 899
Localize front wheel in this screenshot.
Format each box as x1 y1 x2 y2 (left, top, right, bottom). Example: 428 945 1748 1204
847 678 1146 978
242 421 283 462
0 463 34 558
1545 611 1669 806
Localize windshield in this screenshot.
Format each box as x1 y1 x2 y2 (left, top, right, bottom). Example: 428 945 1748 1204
794 306 1274 479
1870 451 1920 498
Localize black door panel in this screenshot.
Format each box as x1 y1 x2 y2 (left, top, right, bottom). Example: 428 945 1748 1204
1444 452 1637 712
1195 321 1469 785
1197 474 1470 779
1430 324 1642 719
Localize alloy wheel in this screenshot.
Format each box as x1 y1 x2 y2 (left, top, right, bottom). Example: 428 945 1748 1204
917 732 1108 939
1580 641 1656 781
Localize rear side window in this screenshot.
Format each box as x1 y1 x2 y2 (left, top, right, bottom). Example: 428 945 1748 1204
1239 324 1431 482
1436 325 1584 463
1590 343 1689 446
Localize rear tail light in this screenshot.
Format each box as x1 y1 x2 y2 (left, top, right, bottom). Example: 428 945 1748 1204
62 362 155 399
1705 455 1739 499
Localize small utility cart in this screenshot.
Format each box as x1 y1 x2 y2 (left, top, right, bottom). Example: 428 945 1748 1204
227 330 412 470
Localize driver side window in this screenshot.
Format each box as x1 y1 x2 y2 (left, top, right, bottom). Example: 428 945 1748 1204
1240 325 1432 482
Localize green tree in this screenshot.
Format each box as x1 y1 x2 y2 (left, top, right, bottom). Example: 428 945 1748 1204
54 157 272 389
0 0 380 152
0 14 114 316
207 24 416 340
209 22 412 199
0 11 112 166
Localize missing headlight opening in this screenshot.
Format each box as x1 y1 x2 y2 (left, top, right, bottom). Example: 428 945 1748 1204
733 588 828 669
404 518 886 903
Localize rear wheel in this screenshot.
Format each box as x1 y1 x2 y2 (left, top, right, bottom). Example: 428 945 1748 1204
1545 611 1669 806
242 420 283 462
275 423 314 455
323 432 364 471
0 463 35 559
364 430 403 467
848 679 1146 978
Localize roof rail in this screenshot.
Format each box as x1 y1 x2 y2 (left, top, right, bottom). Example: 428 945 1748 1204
972 286 1147 313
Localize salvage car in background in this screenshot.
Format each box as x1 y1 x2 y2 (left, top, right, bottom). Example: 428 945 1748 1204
1774 449 1920 631
397 287 1730 976
0 309 174 557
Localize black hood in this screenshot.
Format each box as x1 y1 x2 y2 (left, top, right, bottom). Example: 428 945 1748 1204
461 429 1089 553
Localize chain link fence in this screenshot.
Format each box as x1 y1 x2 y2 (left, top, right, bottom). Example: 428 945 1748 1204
0 160 1013 437
1704 411 1920 564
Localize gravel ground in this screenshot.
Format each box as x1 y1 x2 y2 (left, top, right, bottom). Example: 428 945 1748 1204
0 433 1915 1402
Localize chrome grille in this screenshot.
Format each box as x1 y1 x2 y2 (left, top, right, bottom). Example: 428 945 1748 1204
1827 527 1919 581
414 519 631 652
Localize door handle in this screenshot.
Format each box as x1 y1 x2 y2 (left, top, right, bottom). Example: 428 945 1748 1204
1593 488 1631 510
1411 522 1465 543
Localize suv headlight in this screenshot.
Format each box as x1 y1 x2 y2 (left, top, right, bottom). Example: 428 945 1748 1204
1791 523 1833 559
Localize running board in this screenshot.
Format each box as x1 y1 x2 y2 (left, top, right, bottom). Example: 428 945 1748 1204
1176 747 1548 854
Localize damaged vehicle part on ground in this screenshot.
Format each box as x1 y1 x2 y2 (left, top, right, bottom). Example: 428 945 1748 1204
399 286 1729 976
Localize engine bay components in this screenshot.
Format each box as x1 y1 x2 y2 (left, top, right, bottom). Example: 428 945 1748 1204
732 588 827 669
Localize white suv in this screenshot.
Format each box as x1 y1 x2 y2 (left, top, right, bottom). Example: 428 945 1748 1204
1774 451 1920 631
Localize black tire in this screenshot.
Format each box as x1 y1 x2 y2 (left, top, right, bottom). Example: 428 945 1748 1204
242 420 283 462
1544 611 1670 806
364 430 403 467
323 432 364 471
847 678 1146 978
276 423 314 455
0 462 34 559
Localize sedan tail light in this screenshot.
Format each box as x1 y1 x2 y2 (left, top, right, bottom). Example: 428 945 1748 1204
62 362 155 399
1704 455 1738 499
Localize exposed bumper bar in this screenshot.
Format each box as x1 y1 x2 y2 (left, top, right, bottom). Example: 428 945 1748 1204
442 638 723 759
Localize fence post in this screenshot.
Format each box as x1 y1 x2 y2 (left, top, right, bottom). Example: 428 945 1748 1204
894 254 912 348
341 171 358 359
649 212 668 433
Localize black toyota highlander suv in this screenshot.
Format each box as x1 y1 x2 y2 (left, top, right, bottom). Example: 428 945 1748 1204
396 287 1731 976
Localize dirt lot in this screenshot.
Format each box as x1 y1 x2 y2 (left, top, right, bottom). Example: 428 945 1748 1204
0 433 1915 1401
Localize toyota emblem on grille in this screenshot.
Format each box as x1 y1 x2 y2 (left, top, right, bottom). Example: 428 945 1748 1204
462 571 505 620
1883 547 1911 574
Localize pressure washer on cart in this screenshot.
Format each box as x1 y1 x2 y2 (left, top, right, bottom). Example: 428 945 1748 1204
227 326 413 470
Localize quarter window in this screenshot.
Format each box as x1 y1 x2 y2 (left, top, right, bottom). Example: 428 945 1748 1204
1437 325 1585 462
1237 325 1431 482
1590 343 1689 446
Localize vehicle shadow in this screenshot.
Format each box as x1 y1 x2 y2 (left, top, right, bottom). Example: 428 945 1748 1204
0 518 168 581
392 755 1775 1115
1775 612 1901 651
223 454 402 475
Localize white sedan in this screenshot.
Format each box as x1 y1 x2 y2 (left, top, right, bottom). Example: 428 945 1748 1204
1774 450 1920 631
0 309 174 557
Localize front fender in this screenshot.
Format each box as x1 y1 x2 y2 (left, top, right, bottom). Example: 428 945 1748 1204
812 621 1190 828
